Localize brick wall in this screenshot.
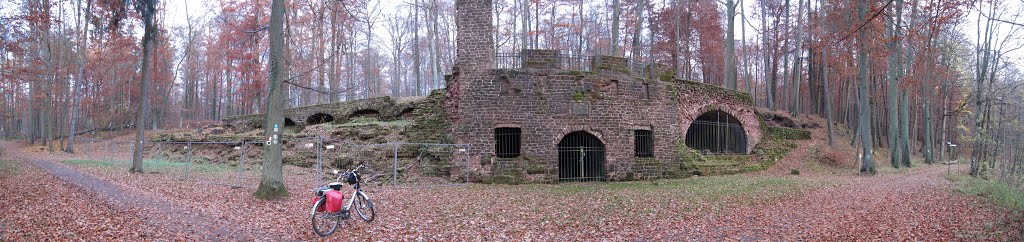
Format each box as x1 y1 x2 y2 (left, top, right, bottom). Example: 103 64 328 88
521 49 561 69
448 1 762 183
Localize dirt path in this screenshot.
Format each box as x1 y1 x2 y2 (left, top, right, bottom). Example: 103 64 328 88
4 140 1020 240
1 143 252 240
669 165 1023 240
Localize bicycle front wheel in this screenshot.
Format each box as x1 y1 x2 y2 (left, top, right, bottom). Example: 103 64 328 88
354 192 375 222
311 197 340 237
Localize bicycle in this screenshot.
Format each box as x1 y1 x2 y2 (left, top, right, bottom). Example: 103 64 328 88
310 164 376 237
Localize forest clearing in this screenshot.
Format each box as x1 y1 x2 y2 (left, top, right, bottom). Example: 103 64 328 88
3 0 1024 239
1 126 1022 240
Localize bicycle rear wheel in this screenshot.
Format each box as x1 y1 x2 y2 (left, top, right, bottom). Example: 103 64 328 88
354 192 375 222
311 197 340 236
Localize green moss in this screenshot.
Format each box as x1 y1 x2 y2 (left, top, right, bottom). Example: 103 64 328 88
766 126 812 140
750 135 797 172
525 162 546 174
573 91 586 101
489 174 525 184
408 89 452 143
253 183 289 200
337 119 411 127
658 71 674 82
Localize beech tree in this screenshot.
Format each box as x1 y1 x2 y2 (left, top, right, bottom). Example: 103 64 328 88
254 0 288 199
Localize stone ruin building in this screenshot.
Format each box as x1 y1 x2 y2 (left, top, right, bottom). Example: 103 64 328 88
223 0 765 183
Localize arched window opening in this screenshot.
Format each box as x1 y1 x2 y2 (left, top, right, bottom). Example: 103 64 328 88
306 113 335 125
684 110 747 154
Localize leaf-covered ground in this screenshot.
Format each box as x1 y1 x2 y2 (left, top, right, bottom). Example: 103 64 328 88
1 140 1021 240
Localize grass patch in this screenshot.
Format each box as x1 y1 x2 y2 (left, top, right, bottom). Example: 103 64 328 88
61 159 234 173
338 119 411 127
531 175 819 204
946 174 1024 212
0 158 20 175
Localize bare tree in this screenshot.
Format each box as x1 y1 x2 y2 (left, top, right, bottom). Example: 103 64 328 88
67 0 91 153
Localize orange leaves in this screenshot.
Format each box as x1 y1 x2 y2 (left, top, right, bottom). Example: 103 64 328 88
3 140 1022 240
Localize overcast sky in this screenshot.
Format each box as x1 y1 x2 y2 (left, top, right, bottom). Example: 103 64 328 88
164 0 1022 68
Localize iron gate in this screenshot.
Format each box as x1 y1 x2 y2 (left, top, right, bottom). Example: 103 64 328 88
684 110 747 154
557 131 605 181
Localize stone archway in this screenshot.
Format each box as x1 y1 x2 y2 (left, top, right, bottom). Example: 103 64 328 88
557 131 606 181
684 110 748 154
680 104 761 154
306 113 335 125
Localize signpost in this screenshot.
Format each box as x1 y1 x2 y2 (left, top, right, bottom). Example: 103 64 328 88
946 142 958 175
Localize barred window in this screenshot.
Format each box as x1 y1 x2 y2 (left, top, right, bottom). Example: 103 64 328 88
634 130 654 157
495 128 522 158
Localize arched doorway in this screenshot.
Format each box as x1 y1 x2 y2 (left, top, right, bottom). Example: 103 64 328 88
306 113 335 125
284 118 296 127
557 131 605 181
685 110 748 154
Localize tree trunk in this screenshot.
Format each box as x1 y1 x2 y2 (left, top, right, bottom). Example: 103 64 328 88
724 0 737 90
760 0 773 108
856 0 875 175
673 0 681 77
255 0 289 199
611 0 620 56
67 0 91 154
741 0 753 97
414 0 421 96
522 0 530 50
970 0 996 177
885 0 903 168
820 0 833 146
631 0 645 60
131 0 157 173
789 0 805 114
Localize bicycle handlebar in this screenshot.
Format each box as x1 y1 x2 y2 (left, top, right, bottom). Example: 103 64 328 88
333 164 366 182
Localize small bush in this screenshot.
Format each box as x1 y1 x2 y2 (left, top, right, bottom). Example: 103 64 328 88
948 175 1024 212
790 169 800 175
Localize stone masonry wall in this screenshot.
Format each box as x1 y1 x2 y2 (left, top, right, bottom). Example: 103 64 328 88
222 96 419 129
451 0 761 183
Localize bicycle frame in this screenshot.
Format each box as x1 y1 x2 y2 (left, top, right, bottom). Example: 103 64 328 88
311 165 368 217
342 189 368 212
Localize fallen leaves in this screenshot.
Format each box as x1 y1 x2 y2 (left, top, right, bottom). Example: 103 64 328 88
1 140 1022 240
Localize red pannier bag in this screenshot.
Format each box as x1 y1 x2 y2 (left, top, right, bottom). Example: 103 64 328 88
324 190 345 213
312 197 325 212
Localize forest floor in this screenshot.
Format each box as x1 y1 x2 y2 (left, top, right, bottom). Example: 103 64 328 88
1 127 1022 240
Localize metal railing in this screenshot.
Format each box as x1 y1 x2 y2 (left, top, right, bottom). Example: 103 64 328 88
559 54 594 72
494 53 522 69
684 121 748 155
493 53 654 76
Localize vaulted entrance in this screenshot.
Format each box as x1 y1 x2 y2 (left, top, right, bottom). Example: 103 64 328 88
685 110 748 154
557 131 605 181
